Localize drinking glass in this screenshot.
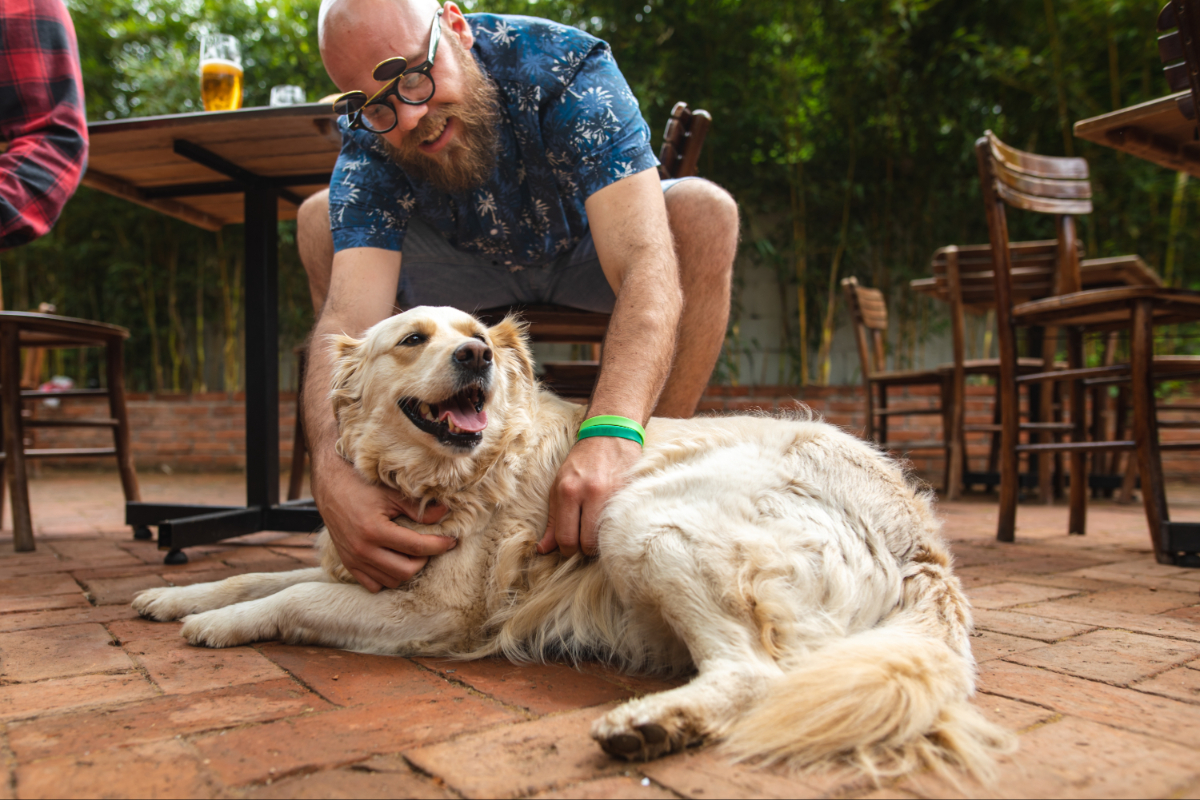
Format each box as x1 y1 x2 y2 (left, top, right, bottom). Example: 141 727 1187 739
270 85 306 106
199 33 243 111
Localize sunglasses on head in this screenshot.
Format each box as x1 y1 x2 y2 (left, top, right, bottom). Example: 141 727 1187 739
331 7 443 134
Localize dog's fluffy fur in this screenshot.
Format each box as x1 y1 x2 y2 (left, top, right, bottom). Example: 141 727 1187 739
133 306 1012 777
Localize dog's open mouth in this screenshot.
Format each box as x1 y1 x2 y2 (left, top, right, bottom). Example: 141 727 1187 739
398 384 488 448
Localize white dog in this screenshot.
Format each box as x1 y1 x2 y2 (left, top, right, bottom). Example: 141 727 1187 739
134 306 1009 777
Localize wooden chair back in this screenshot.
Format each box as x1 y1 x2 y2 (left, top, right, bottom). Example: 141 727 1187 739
841 276 888 379
658 102 712 179
1158 0 1200 120
930 240 1069 310
975 131 1093 306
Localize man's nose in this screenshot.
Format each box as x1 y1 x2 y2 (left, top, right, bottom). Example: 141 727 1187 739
393 98 430 133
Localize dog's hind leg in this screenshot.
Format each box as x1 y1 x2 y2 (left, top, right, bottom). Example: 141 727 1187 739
179 581 461 653
591 608 783 761
589 529 787 761
134 567 332 621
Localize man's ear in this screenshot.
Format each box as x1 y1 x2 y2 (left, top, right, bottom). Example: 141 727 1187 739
327 333 368 423
443 1 475 49
488 315 535 384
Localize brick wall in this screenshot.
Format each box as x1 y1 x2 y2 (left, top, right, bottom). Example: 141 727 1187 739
25 384 1200 483
29 391 300 473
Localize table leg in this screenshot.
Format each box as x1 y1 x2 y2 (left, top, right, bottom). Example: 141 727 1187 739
244 186 280 511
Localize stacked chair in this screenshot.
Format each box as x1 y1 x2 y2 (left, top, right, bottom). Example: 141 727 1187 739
921 244 1161 500
975 130 1200 563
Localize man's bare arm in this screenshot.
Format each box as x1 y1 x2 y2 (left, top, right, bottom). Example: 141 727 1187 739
538 169 683 557
305 246 455 591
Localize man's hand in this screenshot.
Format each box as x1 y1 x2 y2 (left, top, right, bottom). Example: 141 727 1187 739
316 451 455 592
538 435 642 557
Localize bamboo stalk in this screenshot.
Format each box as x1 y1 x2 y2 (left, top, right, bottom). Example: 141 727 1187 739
792 162 808 386
818 120 856 385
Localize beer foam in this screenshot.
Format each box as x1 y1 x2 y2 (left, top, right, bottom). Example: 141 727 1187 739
201 58 243 74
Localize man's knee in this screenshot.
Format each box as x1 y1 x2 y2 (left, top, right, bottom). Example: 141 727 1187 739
298 189 334 313
666 179 738 289
665 179 739 242
298 189 332 269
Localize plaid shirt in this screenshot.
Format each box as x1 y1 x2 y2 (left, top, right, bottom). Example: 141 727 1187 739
0 0 87 250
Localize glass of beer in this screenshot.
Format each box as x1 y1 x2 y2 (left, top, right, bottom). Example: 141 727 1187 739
199 33 243 111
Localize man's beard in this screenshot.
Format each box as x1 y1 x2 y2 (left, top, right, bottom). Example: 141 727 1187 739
382 38 501 194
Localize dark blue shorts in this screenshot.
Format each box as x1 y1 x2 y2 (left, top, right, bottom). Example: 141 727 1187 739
396 177 696 313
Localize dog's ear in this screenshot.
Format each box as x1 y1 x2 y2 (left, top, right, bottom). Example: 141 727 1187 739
327 333 368 423
489 314 535 383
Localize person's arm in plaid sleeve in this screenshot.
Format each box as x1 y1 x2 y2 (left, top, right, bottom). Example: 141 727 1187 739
0 0 88 250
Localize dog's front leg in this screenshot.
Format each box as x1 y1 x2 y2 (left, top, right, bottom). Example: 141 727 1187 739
134 567 332 621
180 581 465 654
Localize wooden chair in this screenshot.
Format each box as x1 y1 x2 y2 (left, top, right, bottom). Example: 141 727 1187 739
841 276 953 488
927 243 1160 499
1158 0 1200 121
976 130 1200 562
658 102 712 180
0 307 142 551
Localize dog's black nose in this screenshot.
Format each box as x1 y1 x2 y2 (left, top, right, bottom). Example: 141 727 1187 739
453 340 493 372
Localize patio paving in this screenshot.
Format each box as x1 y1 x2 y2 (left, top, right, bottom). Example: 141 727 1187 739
1 469 1199 798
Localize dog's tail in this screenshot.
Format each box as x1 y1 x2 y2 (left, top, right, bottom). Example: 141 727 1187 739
723 577 1014 781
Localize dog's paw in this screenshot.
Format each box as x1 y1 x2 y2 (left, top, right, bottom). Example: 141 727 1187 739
179 607 275 649
591 701 704 761
132 586 196 621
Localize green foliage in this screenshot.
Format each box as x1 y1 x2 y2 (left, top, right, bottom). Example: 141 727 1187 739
6 0 1198 391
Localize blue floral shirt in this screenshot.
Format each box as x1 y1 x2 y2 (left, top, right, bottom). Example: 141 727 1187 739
328 13 659 266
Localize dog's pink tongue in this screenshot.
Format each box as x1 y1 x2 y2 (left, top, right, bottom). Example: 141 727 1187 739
438 396 488 432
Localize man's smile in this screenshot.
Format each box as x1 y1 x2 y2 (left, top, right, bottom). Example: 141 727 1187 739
418 116 455 154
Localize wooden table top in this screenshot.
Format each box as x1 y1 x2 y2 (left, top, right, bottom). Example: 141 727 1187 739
83 104 342 231
1074 91 1200 177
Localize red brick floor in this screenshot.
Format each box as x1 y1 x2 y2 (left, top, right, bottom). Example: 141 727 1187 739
1 469 1199 798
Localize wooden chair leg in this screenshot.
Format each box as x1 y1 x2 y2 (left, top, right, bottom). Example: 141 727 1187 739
877 383 889 447
105 337 140 503
940 371 960 496
1067 328 1087 535
945 371 964 500
1129 299 1170 563
986 383 1001 485
862 378 875 443
997 361 1020 542
2 324 33 551
287 347 308 501
1113 385 1133 503
288 407 307 501
1119 450 1139 504
1038 328 1057 505
1093 331 1119 497
0 394 6 532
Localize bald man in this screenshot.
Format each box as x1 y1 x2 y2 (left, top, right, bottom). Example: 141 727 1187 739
300 0 739 591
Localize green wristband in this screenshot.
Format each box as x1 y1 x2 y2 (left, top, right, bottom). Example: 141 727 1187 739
578 415 647 441
576 425 644 447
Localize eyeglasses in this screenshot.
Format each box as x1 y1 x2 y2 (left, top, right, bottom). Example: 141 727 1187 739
331 7 443 134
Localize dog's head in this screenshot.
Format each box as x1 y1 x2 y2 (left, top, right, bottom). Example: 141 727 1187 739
327 306 535 492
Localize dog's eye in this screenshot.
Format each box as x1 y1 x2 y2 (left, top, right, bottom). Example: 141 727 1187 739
398 333 427 347
472 334 486 343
